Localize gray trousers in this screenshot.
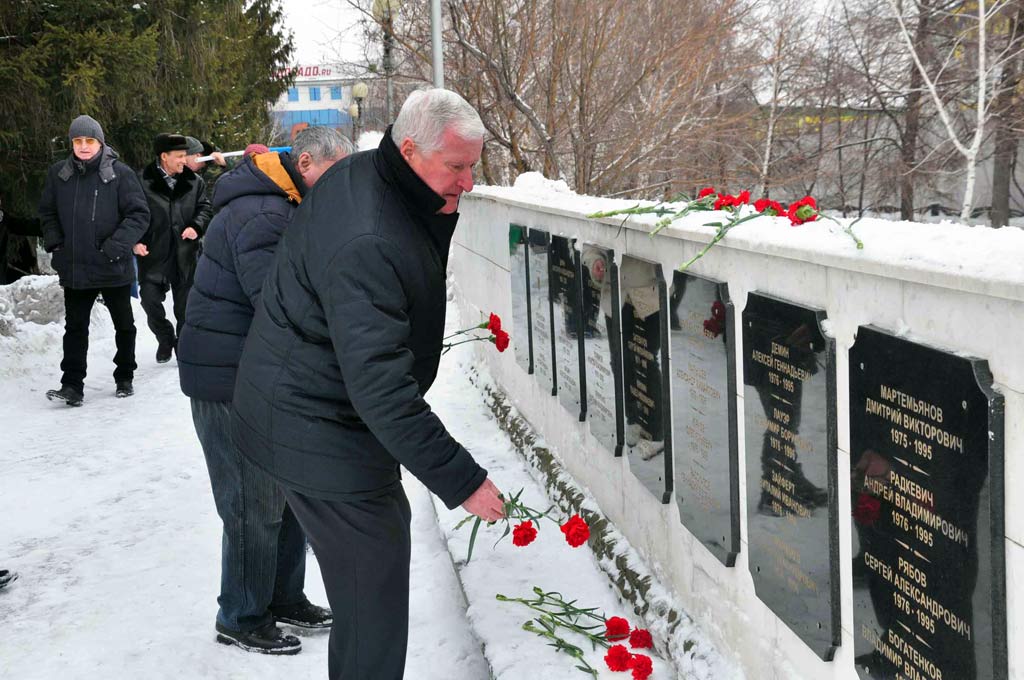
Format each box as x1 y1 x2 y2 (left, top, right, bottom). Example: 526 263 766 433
284 486 412 680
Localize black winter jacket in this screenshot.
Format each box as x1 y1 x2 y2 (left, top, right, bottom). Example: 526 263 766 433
137 163 213 285
39 147 150 289
178 153 306 402
232 132 487 509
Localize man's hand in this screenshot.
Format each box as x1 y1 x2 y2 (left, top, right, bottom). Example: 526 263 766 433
133 243 149 256
211 151 227 167
181 227 199 240
461 477 505 522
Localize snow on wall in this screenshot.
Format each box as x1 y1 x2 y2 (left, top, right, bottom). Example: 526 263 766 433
448 174 1024 680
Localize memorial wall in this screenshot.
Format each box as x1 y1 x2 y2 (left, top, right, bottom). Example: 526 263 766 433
451 186 1020 680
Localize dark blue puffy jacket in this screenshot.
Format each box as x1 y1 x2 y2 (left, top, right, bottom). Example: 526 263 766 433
177 153 306 401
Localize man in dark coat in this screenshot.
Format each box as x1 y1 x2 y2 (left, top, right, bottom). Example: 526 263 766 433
39 114 150 406
232 90 505 680
134 133 213 363
177 127 351 655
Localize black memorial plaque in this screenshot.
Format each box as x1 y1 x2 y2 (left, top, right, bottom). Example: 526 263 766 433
582 244 624 456
669 272 740 567
621 255 672 503
550 235 587 421
743 292 840 660
527 229 555 395
509 224 533 374
850 326 1006 680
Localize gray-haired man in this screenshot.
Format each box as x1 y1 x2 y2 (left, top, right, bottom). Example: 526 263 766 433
177 127 351 655
232 90 506 679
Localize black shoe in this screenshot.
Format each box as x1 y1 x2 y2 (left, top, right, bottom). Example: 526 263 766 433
0 570 18 590
215 622 301 655
46 385 83 407
156 341 174 364
115 381 134 398
270 600 333 629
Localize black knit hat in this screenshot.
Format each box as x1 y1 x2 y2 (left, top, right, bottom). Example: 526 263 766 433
68 115 105 145
153 133 189 155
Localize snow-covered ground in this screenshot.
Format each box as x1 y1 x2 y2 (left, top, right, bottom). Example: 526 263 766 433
0 275 690 679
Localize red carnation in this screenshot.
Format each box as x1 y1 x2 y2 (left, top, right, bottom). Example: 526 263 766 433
852 492 881 527
788 196 819 226
754 198 786 216
736 190 751 204
713 193 735 210
629 627 653 649
604 644 633 671
710 300 726 322
630 653 654 679
512 520 538 547
492 329 510 352
697 186 716 199
605 616 631 641
703 318 723 338
560 513 590 547
486 312 502 334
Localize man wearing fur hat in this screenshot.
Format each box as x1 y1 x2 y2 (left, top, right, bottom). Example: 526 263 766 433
134 133 213 363
39 114 150 407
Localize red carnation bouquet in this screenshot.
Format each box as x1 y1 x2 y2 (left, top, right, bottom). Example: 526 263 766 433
587 188 864 272
455 488 591 561
496 587 658 677
442 311 510 355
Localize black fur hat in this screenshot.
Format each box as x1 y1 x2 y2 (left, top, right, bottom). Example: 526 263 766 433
153 133 189 155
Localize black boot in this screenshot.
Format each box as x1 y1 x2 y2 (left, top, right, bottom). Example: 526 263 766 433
115 380 134 398
0 570 18 590
156 340 174 364
215 622 301 655
270 600 333 629
46 385 84 407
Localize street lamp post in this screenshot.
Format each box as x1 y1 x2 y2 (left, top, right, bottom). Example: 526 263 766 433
351 80 368 144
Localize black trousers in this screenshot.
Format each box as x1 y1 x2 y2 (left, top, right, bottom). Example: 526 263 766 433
61 285 136 391
139 278 189 346
284 486 412 680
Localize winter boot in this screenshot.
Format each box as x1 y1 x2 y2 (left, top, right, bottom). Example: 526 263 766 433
271 600 333 629
115 381 134 398
46 385 84 407
0 570 18 590
156 340 174 364
215 622 301 655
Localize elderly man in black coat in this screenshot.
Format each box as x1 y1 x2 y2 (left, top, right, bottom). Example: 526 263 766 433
177 127 351 655
39 114 150 406
232 89 506 680
134 133 213 363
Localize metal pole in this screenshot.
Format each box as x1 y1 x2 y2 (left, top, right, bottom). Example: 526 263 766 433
431 0 444 87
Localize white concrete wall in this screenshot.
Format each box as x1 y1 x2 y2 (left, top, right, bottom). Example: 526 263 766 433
448 186 1024 680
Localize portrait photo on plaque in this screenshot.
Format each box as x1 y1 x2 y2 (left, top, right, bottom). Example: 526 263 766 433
849 326 1005 680
508 224 533 374
527 228 555 396
620 255 672 503
742 292 840 660
581 244 624 456
668 272 739 567
550 235 586 421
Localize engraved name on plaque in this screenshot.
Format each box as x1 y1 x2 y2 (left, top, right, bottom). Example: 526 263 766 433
621 255 672 503
743 292 840 660
669 272 740 567
550 235 586 421
581 244 624 456
850 326 1006 680
527 229 555 395
508 224 532 374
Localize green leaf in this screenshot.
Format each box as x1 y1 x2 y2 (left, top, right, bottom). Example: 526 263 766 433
466 517 482 563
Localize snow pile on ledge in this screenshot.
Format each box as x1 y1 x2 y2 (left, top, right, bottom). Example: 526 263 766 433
470 178 1024 292
0 275 65 336
357 130 384 152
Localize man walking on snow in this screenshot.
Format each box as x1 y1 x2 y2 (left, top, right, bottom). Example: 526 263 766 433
232 89 506 679
40 114 150 406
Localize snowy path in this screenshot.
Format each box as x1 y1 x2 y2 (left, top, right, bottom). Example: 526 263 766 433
0 287 489 680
